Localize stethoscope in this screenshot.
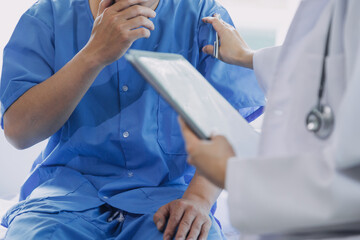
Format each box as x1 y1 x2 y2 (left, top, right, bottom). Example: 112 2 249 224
305 14 335 140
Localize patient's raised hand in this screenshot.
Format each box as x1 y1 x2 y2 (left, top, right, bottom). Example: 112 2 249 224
84 0 156 67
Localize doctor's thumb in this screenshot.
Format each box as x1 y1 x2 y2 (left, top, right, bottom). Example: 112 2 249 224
202 45 214 56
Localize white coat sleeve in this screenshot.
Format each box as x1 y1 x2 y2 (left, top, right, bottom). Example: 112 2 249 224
225 3 360 235
253 46 282 94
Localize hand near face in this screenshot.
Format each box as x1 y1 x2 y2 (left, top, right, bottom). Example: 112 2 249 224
84 0 156 67
179 118 235 189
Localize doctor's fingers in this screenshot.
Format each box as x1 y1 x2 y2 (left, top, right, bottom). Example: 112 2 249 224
202 45 215 57
202 16 233 35
187 156 195 166
202 44 227 64
178 118 201 152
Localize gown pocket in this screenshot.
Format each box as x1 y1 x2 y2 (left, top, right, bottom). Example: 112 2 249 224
157 97 187 155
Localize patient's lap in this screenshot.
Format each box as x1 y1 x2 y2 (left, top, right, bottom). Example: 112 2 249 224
4 204 224 239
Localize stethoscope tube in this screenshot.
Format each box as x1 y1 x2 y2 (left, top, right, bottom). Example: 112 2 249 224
305 9 335 140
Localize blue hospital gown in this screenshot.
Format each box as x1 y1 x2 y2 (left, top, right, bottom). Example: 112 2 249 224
0 0 265 238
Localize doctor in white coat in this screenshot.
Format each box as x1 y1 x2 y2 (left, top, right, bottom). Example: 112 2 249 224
179 0 360 239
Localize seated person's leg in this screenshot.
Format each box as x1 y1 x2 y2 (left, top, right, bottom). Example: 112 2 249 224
207 214 225 240
115 212 163 240
5 207 110 240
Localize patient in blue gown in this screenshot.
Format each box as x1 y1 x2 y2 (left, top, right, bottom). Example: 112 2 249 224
0 0 265 239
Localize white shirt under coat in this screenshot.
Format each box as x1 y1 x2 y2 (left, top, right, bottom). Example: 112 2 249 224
225 0 360 239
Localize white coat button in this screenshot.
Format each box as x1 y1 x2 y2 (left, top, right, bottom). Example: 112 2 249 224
123 131 129 138
122 85 129 92
128 171 134 178
103 196 109 199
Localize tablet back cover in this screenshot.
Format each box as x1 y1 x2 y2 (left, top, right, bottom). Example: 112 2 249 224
125 50 259 158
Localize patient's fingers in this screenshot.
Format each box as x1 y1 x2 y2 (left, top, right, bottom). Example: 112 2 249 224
120 4 157 20
153 204 170 232
112 0 149 13
174 209 196 239
163 202 186 240
98 0 113 16
186 216 206 240
198 219 212 240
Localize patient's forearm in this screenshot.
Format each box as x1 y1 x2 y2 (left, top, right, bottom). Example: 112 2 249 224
183 171 222 211
3 0 158 150
3 49 104 149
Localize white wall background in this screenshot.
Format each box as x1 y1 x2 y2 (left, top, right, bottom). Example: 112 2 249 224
0 0 300 199
219 0 300 46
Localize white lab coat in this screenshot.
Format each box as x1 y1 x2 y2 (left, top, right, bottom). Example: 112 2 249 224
225 0 360 239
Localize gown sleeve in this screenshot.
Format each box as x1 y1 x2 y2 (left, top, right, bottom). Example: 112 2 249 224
0 9 55 129
225 2 360 235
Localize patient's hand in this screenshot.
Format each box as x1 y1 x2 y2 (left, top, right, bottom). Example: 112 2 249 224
154 196 212 240
84 0 156 67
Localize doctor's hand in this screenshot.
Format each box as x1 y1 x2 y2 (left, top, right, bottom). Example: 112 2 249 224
154 196 212 240
83 0 156 67
202 14 254 69
179 118 235 189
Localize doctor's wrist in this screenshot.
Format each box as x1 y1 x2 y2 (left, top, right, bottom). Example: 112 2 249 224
235 50 254 69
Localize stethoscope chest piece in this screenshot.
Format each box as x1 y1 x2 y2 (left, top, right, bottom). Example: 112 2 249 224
306 104 334 140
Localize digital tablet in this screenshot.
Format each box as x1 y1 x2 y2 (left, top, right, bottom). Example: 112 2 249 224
125 50 259 158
